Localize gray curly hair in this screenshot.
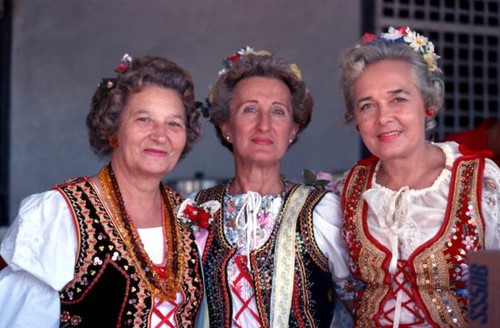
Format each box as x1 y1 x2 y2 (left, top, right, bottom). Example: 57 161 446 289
338 38 444 132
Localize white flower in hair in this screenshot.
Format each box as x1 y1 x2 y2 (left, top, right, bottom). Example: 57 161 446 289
404 30 428 53
380 26 404 41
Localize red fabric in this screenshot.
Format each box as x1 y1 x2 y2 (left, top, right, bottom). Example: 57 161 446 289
443 120 491 151
0 256 7 270
444 119 500 166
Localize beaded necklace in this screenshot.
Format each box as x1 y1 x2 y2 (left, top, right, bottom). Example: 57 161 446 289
98 164 183 302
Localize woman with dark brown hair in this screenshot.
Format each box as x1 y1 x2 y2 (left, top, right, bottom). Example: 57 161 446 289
194 47 351 327
0 54 209 327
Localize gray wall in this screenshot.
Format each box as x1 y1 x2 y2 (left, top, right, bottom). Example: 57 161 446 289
8 0 361 222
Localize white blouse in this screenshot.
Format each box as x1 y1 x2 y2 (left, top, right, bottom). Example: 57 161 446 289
0 189 180 328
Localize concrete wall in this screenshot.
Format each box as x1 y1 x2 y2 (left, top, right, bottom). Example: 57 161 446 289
8 0 361 221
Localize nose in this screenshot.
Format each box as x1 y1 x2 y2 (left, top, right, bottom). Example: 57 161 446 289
151 122 168 142
257 111 271 131
376 104 393 125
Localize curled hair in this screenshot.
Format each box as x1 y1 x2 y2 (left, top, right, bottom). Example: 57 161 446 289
208 53 313 152
87 55 201 158
338 39 444 131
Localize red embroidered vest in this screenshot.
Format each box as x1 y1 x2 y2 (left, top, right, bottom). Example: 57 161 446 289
341 154 486 327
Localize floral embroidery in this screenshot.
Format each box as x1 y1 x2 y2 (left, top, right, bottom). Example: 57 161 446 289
223 193 282 248
60 311 82 327
462 235 475 251
454 263 469 282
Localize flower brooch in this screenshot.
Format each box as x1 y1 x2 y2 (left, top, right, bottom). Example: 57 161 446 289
177 199 221 232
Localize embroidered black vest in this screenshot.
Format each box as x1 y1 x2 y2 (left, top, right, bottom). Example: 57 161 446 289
55 177 203 328
196 184 334 328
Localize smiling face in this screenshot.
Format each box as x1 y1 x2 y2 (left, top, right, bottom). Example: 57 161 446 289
111 85 187 180
353 59 428 161
220 76 299 167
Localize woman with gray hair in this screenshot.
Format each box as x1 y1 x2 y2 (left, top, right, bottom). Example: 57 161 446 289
194 47 351 327
335 27 500 327
0 54 209 327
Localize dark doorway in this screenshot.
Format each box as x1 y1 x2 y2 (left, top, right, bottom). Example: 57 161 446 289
0 0 12 225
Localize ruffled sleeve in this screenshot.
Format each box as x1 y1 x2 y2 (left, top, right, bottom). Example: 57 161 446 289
0 190 77 327
482 159 500 249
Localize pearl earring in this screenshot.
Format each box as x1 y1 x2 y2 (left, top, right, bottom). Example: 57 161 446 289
226 136 230 141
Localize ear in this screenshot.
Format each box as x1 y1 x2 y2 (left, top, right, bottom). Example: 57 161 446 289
220 122 231 142
289 122 300 143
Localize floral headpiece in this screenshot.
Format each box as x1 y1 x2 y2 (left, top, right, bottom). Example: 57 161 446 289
177 199 221 232
203 46 303 114
361 27 440 73
98 53 133 91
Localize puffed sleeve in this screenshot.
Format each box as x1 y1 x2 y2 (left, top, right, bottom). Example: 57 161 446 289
482 159 500 249
0 190 78 328
312 192 354 328
312 192 350 282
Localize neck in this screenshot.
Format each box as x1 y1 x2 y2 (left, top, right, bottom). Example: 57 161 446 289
108 162 163 228
230 165 285 195
376 143 445 190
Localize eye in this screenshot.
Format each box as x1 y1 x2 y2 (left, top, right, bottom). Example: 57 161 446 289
271 107 286 115
137 116 152 123
168 121 182 128
359 103 373 111
243 105 257 113
392 97 407 104
167 118 186 129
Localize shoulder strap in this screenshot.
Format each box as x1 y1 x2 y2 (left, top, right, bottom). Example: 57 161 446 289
270 185 314 327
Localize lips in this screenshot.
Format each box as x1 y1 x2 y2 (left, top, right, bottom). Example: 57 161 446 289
252 137 273 145
144 148 168 156
377 130 401 141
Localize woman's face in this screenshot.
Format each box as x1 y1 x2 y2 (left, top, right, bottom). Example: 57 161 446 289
352 59 427 161
220 76 298 167
112 85 187 179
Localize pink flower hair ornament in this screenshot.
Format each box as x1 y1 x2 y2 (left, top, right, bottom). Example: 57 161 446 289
98 53 133 91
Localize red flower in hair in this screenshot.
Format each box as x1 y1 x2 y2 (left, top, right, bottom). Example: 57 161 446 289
361 33 376 45
116 63 129 72
227 54 241 62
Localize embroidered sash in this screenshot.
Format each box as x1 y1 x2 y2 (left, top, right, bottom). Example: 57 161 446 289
270 185 312 327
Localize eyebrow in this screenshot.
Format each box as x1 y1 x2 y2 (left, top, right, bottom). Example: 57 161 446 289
387 88 411 96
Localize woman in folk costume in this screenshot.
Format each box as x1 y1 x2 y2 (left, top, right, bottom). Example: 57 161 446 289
0 54 213 327
335 27 500 327
193 47 351 327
